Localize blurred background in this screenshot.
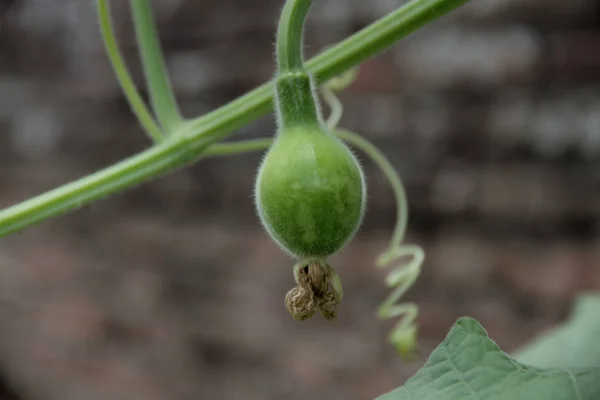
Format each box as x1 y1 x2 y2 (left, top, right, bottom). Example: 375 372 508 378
0 0 599 399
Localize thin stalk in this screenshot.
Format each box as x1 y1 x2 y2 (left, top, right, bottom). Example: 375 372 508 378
130 0 183 132
334 129 408 247
97 0 163 142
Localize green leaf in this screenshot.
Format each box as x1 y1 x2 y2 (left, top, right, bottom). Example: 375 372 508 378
377 317 600 400
513 293 600 370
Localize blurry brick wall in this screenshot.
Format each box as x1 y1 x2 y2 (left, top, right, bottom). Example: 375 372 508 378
0 0 599 399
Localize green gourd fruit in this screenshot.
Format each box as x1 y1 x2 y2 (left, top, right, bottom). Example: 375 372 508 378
254 72 366 258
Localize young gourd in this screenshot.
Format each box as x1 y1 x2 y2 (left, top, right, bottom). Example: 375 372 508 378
254 0 366 321
254 72 366 321
254 72 366 259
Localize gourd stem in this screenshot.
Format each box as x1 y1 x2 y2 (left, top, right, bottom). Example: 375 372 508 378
274 0 320 129
274 73 321 128
276 0 314 74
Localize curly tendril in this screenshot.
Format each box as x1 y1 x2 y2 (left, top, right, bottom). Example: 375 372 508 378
321 74 426 358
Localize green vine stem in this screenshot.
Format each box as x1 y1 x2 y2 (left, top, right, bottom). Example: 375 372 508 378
130 0 183 132
0 0 470 238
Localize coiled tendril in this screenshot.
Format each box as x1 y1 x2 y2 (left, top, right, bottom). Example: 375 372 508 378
321 72 425 358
